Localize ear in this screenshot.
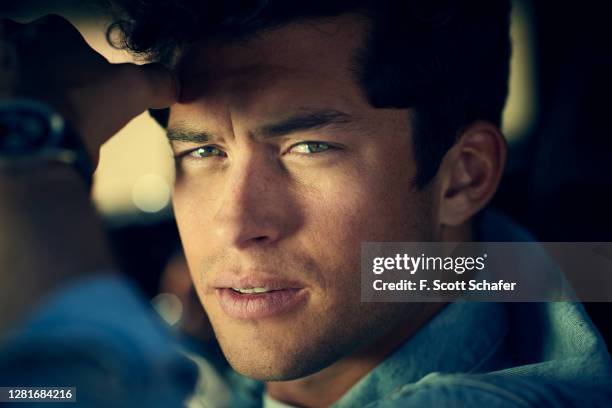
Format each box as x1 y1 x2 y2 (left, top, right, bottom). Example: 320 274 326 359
437 121 507 227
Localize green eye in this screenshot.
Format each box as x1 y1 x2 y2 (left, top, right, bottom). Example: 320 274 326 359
291 142 333 154
190 145 227 158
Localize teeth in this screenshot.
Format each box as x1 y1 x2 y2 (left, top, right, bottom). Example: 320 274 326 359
232 287 270 294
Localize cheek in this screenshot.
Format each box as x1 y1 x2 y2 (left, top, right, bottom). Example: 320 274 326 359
296 160 431 302
301 156 429 247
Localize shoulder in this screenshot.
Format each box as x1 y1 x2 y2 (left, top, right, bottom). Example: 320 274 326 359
371 371 611 408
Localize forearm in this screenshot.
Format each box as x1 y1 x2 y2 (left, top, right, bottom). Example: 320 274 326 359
0 163 116 332
0 14 176 333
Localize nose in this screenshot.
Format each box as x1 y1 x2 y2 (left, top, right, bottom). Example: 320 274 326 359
212 150 299 250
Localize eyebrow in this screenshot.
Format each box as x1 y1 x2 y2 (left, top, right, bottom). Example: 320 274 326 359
166 127 213 143
255 109 353 138
166 109 354 143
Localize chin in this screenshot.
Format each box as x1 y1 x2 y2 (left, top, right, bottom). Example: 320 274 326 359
208 297 411 381
220 340 336 381
230 360 307 382
215 326 351 381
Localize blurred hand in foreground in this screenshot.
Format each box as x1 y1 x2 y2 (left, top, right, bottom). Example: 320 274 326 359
0 14 178 164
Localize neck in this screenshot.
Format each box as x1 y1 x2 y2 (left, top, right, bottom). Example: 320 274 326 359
440 219 475 241
266 302 447 407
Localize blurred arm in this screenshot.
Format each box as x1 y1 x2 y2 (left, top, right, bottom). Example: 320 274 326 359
0 163 115 332
0 14 176 332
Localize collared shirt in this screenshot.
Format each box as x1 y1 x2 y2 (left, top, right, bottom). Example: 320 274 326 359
1 210 611 407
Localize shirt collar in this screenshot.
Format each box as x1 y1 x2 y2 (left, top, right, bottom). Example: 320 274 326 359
333 210 524 407
331 300 509 407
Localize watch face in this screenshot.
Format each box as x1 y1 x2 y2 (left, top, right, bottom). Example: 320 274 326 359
0 101 65 155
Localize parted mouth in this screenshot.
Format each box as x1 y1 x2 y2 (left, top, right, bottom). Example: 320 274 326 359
215 285 308 319
231 287 279 294
211 274 306 293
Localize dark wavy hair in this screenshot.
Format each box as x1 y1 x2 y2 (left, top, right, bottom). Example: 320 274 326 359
107 0 511 188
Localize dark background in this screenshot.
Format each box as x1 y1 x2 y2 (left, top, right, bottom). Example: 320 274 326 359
492 0 612 347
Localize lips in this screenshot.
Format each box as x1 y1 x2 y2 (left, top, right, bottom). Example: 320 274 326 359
212 275 308 319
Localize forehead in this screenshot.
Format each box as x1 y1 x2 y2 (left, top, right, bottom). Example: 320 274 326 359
171 14 371 121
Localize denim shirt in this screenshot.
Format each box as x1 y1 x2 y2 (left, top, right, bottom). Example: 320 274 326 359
328 301 612 407
1 211 611 407
328 212 612 407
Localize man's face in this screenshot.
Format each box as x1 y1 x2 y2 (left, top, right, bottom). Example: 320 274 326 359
169 14 437 380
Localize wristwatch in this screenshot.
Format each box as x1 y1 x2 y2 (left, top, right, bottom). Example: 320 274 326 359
0 99 93 188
